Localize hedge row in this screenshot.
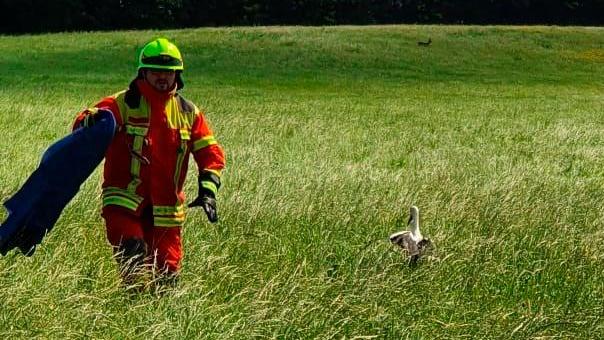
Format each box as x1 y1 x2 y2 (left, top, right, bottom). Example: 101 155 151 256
1 0 602 34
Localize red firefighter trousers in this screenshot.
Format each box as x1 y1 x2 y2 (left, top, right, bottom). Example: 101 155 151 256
102 205 182 273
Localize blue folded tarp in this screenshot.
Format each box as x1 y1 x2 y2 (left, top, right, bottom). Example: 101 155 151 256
0 109 116 256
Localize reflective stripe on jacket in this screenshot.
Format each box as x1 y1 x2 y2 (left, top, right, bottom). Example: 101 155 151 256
74 79 225 227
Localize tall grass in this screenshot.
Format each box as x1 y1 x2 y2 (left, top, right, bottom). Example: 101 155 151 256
1 25 603 338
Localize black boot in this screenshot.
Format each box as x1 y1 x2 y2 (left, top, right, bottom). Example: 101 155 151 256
115 238 148 290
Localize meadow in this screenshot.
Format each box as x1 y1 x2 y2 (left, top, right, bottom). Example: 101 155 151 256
0 25 603 338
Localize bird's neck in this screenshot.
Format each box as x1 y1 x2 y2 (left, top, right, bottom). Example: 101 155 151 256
410 222 422 239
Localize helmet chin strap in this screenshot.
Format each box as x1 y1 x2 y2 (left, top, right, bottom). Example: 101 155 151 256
175 71 184 90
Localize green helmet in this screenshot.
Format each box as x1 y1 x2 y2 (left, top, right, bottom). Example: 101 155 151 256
138 38 183 71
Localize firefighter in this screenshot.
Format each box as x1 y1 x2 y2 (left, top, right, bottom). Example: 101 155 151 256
73 38 225 287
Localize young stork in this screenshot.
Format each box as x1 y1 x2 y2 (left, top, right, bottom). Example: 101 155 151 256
389 205 431 265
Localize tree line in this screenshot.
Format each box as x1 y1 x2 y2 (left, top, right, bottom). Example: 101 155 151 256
1 0 602 34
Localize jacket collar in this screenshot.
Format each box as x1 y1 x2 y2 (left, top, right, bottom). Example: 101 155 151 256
136 79 177 104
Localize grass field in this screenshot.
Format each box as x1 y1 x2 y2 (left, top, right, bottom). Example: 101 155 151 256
1 25 604 338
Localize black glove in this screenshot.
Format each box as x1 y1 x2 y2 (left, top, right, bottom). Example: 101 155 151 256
188 170 221 223
188 193 218 223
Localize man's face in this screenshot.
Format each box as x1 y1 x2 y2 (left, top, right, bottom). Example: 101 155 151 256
144 69 176 92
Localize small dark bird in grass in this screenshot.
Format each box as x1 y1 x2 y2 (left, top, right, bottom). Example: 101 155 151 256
417 38 432 46
389 206 432 266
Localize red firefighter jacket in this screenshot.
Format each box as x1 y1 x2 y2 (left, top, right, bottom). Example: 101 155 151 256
74 79 225 227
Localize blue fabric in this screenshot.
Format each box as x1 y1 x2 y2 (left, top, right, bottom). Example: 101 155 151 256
0 109 116 256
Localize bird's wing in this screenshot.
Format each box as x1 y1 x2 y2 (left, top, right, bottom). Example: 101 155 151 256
391 231 420 256
389 231 410 245
403 234 420 256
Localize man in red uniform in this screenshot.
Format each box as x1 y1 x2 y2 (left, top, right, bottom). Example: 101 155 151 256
74 38 225 287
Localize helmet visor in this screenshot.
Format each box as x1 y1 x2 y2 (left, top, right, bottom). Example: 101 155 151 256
141 54 183 68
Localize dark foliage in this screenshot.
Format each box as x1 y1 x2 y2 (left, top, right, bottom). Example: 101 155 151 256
0 0 602 34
